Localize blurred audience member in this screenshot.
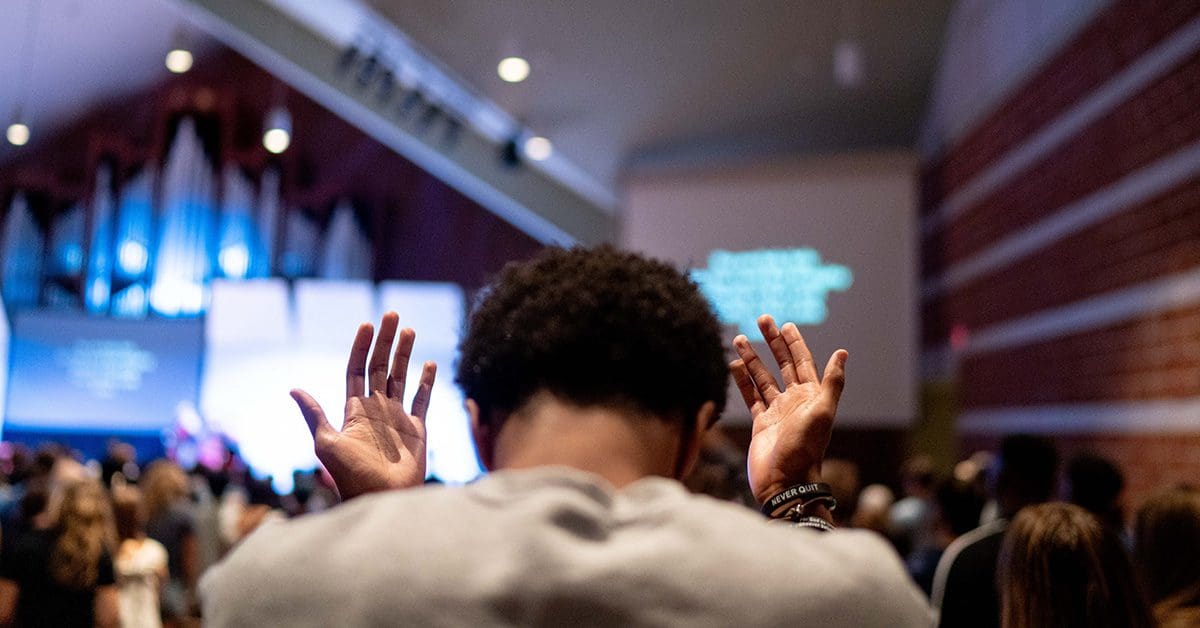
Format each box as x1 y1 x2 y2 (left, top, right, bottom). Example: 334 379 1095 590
1063 453 1126 535
822 458 861 528
141 461 197 626
999 503 1153 628
889 454 936 557
932 434 1059 628
908 477 985 595
112 485 167 628
852 484 895 536
682 430 756 507
101 442 139 488
1134 485 1200 628
0 474 119 627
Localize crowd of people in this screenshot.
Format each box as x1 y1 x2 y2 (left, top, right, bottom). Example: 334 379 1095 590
0 246 1195 626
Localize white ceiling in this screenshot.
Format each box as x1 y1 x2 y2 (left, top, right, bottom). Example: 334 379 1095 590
0 0 208 163
1 0 952 196
364 1 953 187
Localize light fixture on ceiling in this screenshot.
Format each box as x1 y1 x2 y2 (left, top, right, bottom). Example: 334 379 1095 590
6 119 30 147
834 0 864 88
165 30 194 74
497 56 530 83
263 105 292 154
523 136 552 161
833 40 864 88
263 82 292 154
8 0 39 148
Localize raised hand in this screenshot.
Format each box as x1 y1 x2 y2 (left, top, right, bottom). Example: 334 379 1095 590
290 311 437 500
730 314 847 506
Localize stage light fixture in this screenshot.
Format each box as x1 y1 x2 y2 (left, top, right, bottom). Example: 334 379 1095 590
6 122 30 147
500 137 522 167
263 106 292 154
497 56 530 83
165 48 193 74
523 136 552 161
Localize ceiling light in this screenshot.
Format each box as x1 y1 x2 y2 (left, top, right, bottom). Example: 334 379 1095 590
833 40 864 88
263 106 292 154
165 48 193 74
6 122 30 147
497 56 530 83
523 136 552 161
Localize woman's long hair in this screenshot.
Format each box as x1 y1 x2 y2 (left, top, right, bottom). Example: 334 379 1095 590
999 502 1154 628
50 480 117 590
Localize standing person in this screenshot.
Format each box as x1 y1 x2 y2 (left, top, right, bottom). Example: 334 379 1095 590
140 461 197 627
112 486 168 628
0 476 120 627
1134 485 1200 628
931 434 1059 628
200 246 930 627
998 503 1153 628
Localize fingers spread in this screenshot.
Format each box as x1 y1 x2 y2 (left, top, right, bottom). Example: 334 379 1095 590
821 350 848 410
781 322 819 384
291 389 332 441
758 315 798 387
730 359 766 417
388 328 416 399
410 361 437 421
346 323 374 399
368 312 399 394
733 335 780 404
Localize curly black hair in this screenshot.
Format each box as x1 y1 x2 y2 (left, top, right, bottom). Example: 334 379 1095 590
455 246 728 429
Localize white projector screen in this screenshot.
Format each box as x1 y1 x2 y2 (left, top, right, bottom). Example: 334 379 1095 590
623 153 918 425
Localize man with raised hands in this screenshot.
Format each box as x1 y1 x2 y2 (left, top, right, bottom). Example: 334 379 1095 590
201 246 929 627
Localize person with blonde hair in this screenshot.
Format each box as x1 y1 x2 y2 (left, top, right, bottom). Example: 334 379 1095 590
998 502 1153 628
140 461 197 626
0 477 120 626
112 485 168 628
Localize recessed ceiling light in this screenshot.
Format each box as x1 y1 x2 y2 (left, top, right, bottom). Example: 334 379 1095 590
6 123 30 146
165 48 194 74
497 56 530 83
523 136 552 161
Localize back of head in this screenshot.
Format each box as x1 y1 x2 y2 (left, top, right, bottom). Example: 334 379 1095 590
935 477 986 537
995 434 1058 516
52 480 116 590
455 246 727 428
1065 453 1125 530
1134 485 1200 610
999 502 1153 628
111 485 148 542
141 459 189 520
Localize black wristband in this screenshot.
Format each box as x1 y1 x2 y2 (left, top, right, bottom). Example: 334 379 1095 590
760 482 834 517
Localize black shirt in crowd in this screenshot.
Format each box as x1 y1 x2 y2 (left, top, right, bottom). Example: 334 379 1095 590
0 528 116 627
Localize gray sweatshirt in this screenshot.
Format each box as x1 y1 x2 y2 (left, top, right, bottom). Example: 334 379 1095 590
201 466 932 627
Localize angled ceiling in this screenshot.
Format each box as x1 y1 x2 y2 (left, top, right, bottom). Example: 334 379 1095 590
365 1 953 186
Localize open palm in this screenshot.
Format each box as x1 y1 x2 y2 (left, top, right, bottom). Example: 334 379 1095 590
291 312 436 500
731 315 846 506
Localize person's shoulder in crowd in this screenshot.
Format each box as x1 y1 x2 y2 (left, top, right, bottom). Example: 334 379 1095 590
930 519 1006 628
202 467 932 628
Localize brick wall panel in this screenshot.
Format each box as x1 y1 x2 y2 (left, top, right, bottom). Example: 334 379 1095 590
922 0 1200 211
921 177 1200 346
959 304 1200 407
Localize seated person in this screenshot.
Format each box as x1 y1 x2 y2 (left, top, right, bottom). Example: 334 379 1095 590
1134 485 1200 628
200 246 930 627
998 502 1153 628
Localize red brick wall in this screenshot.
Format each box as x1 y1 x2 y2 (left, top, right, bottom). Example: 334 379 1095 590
922 0 1200 501
920 0 1200 213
